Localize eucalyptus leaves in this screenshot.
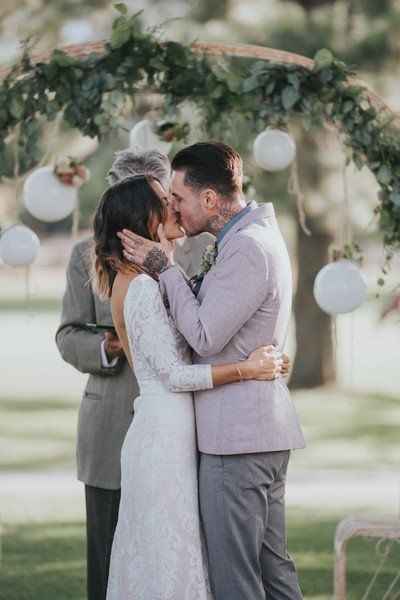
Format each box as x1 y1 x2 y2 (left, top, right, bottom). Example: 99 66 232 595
0 4 399 257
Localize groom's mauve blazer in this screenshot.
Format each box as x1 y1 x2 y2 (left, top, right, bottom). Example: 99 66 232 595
160 203 306 455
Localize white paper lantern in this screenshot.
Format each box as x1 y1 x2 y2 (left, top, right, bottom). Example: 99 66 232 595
253 129 296 172
0 225 40 267
129 119 172 154
313 259 367 315
24 167 78 222
61 19 95 44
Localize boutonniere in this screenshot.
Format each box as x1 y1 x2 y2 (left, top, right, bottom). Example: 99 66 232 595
200 243 218 275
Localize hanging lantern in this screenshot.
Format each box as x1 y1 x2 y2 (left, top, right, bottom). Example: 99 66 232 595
24 166 78 222
313 259 368 315
253 129 296 172
129 119 172 154
0 225 40 267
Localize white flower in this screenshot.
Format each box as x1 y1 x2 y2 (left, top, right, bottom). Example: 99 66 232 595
200 243 217 274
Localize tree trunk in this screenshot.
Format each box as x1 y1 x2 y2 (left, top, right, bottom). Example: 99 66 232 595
290 220 336 389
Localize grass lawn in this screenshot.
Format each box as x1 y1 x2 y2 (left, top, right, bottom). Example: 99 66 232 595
0 521 86 600
1 380 400 598
0 298 61 312
292 388 400 471
2 387 400 472
1 514 400 599
0 397 77 471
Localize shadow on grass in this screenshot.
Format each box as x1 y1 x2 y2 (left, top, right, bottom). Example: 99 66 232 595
0 521 86 600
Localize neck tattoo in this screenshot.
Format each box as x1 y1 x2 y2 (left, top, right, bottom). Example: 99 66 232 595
205 203 244 235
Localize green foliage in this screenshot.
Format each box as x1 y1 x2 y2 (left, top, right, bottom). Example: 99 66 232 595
0 7 399 254
268 22 334 60
357 0 393 18
190 0 231 23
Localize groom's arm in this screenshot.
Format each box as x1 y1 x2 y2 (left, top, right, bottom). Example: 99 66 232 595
160 238 268 357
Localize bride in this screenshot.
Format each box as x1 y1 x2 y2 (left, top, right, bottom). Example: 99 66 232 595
93 174 286 600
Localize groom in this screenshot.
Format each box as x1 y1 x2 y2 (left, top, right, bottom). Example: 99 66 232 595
119 142 306 599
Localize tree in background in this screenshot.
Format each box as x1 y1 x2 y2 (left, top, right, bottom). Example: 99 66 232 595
262 0 400 387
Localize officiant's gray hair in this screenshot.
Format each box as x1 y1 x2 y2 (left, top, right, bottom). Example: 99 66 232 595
106 147 171 189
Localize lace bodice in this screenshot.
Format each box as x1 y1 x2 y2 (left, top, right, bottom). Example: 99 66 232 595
124 274 213 394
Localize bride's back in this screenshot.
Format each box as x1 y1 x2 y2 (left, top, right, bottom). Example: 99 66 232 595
111 271 139 369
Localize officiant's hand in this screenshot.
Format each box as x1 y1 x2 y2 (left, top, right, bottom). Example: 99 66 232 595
104 331 125 361
117 224 174 277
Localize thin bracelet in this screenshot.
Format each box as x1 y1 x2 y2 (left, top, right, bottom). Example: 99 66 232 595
236 365 244 381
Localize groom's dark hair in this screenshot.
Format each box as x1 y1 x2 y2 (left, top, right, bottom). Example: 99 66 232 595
171 142 243 199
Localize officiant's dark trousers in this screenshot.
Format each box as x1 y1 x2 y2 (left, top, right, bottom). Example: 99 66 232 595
199 451 303 600
85 485 121 600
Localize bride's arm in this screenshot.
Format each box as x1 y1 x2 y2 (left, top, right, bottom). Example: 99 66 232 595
126 277 283 393
211 347 283 386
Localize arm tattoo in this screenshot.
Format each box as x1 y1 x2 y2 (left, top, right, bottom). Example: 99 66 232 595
143 248 169 276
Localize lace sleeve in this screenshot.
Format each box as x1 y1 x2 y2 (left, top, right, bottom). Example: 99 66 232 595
124 276 213 392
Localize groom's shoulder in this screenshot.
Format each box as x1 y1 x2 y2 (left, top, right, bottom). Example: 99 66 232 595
233 219 269 250
224 230 268 270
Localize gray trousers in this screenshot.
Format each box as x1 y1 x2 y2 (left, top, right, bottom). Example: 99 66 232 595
85 485 121 600
199 451 302 600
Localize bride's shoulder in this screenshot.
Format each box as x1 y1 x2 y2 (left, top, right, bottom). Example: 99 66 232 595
125 273 160 305
123 275 162 324
128 273 158 292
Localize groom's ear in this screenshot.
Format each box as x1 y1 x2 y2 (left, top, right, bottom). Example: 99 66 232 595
200 188 218 212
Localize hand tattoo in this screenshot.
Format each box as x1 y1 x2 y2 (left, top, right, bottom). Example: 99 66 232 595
143 248 169 276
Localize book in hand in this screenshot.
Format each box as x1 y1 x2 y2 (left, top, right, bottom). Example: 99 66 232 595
84 322 116 334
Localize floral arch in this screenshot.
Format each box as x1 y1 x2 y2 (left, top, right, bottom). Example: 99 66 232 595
0 6 399 268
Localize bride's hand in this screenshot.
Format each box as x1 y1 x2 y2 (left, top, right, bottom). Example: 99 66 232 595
243 345 283 381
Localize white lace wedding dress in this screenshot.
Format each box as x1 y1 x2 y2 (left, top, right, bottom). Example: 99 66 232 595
106 274 213 600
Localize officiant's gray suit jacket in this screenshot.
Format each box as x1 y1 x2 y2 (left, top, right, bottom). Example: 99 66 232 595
160 202 306 455
55 239 139 489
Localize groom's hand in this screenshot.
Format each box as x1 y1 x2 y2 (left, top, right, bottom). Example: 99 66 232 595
282 353 290 376
117 225 174 277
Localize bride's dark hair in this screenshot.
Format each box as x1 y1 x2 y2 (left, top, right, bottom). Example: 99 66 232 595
93 174 166 299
